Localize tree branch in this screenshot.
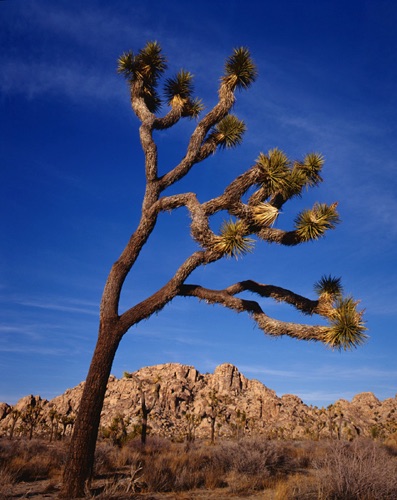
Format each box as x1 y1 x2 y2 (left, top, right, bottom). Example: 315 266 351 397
118 250 222 331
158 84 235 190
177 283 328 342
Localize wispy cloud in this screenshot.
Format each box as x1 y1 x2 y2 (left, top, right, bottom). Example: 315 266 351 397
22 2 152 52
9 297 99 316
239 363 397 381
239 365 298 378
14 300 98 316
0 344 67 356
292 390 358 405
0 59 125 104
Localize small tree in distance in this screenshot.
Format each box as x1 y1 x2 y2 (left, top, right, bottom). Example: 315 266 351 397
61 42 366 497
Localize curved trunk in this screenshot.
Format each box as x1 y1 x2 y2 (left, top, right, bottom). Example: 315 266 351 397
60 321 122 498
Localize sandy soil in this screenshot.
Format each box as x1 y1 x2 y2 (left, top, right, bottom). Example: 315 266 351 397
8 478 275 499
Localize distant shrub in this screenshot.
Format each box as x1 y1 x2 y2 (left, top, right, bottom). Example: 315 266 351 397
314 439 397 499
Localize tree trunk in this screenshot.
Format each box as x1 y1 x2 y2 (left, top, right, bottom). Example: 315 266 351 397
141 405 148 445
60 322 122 498
210 416 215 444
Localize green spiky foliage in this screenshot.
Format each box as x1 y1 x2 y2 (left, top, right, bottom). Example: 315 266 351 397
117 51 135 77
289 152 325 197
252 202 280 227
164 70 204 117
256 148 292 196
222 47 257 91
212 219 254 258
295 202 340 241
181 97 204 118
324 297 367 350
164 70 194 106
117 41 167 81
210 115 246 149
298 153 324 187
314 275 343 298
117 41 167 113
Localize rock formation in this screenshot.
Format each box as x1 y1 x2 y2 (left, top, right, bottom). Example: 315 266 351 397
1 363 396 442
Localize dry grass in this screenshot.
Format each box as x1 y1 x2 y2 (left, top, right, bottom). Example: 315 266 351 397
1 436 397 498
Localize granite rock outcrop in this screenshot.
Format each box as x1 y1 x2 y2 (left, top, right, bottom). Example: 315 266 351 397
1 363 396 443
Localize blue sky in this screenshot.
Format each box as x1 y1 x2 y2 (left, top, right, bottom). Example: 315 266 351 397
1 0 396 407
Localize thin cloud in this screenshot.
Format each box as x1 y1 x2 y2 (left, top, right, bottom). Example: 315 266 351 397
239 365 298 378
20 1 151 52
0 59 124 104
292 390 358 405
239 363 397 381
0 344 67 356
12 297 99 316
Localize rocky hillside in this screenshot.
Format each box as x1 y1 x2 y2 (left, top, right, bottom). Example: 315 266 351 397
1 363 396 442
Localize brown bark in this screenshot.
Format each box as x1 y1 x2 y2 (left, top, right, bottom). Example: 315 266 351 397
60 322 122 497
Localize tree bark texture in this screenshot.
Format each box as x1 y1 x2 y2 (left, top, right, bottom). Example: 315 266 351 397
60 324 122 498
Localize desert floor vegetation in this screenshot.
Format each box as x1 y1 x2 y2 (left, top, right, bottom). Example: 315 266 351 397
1 436 397 499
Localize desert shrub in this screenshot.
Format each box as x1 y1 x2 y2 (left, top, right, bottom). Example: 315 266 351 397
217 438 302 493
94 441 118 476
274 473 318 500
0 466 16 500
0 438 66 482
314 438 397 499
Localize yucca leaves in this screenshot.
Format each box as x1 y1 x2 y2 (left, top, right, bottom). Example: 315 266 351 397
210 115 246 149
314 278 367 351
117 51 135 77
117 41 167 113
164 70 194 106
299 153 324 187
256 149 292 195
181 97 204 118
295 202 340 241
324 297 367 350
212 219 254 258
252 202 280 227
117 41 167 82
289 152 325 197
222 47 257 91
314 275 343 298
164 70 204 117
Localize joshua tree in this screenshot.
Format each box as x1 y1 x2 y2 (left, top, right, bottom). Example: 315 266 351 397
205 389 226 444
131 374 160 445
8 409 21 440
61 42 366 497
21 398 43 440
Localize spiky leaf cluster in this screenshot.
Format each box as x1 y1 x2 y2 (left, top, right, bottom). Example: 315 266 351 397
252 202 280 227
117 41 167 112
212 219 254 258
164 70 193 104
180 97 204 118
314 275 343 298
164 70 204 118
295 202 340 241
256 149 292 196
298 153 324 187
117 41 167 81
289 152 325 197
324 297 367 350
222 47 257 91
209 115 246 149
